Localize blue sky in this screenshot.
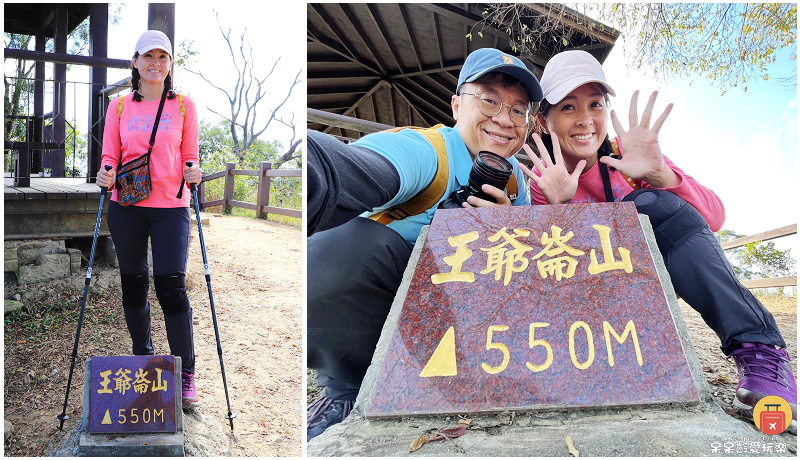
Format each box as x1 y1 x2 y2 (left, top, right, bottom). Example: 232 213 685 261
601 36 797 259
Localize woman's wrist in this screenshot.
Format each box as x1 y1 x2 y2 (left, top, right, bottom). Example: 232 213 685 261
646 162 681 188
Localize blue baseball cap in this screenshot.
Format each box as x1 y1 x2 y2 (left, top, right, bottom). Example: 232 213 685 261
457 48 543 104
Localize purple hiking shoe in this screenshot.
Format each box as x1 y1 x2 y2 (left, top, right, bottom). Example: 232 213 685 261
731 343 796 434
307 396 353 441
182 371 201 409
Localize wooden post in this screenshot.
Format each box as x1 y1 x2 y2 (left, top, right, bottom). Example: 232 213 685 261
53 4 68 178
198 171 206 211
223 162 235 214
87 3 108 183
33 25 46 177
256 161 272 219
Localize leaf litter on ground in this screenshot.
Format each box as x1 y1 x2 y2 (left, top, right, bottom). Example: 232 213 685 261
408 419 470 453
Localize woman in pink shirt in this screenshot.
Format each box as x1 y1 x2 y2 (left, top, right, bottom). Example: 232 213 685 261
520 50 795 432
96 30 202 409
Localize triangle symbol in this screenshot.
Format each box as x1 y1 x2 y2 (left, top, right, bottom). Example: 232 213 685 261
419 326 457 377
101 409 112 424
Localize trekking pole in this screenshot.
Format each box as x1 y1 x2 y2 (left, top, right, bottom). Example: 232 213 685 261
57 165 112 431
185 161 236 430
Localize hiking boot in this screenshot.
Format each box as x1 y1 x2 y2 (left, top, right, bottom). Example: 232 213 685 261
731 343 796 434
307 396 353 441
182 371 201 409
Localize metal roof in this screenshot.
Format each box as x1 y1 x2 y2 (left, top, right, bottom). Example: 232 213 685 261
307 3 619 141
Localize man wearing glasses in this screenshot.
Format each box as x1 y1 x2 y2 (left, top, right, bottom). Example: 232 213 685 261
306 48 543 440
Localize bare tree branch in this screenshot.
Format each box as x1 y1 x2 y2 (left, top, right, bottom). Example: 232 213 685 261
188 15 304 167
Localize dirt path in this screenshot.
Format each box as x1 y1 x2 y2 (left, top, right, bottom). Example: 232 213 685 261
184 212 303 455
3 212 302 456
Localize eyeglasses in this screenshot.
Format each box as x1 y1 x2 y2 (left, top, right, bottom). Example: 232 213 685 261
460 91 530 127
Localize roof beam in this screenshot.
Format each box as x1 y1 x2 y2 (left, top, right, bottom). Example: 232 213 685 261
363 4 404 74
398 4 424 73
306 32 382 76
390 63 462 79
340 3 388 75
432 10 444 68
393 80 454 123
323 80 392 134
307 108 394 134
308 4 382 75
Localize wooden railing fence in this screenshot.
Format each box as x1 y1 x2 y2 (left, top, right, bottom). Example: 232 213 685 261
720 224 797 289
197 161 301 220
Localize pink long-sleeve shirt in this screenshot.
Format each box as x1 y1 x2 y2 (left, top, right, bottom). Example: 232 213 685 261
101 92 200 208
529 155 726 232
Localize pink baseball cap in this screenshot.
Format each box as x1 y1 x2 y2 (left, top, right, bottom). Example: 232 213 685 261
540 50 615 104
135 30 172 59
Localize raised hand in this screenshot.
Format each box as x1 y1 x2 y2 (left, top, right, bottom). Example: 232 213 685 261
519 133 586 204
601 90 679 188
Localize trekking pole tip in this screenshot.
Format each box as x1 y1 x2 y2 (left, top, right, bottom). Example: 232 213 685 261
57 412 69 430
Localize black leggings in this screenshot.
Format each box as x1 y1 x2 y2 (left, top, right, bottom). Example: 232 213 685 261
623 189 784 354
108 201 196 373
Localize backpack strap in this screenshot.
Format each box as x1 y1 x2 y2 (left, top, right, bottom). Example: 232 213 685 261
116 96 124 119
177 93 185 119
368 125 519 225
369 125 448 225
507 173 518 200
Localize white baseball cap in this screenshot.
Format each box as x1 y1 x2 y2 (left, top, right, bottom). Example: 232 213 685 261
135 30 172 59
540 50 615 104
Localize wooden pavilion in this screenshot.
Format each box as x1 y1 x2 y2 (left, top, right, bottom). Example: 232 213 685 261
3 3 175 239
307 3 619 143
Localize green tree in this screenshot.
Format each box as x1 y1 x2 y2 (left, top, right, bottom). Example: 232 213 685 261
718 229 755 280
64 120 87 177
4 34 34 143
740 242 796 279
590 3 796 93
718 229 796 280
474 3 796 94
197 119 301 219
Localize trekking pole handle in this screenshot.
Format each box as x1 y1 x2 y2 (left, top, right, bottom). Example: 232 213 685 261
184 161 196 193
101 165 112 194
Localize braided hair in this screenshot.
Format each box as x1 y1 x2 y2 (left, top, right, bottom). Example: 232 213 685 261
130 52 176 102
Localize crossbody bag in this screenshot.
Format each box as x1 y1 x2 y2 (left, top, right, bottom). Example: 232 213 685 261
115 90 168 206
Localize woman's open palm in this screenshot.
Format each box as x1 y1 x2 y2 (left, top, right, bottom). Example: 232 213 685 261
520 133 586 204
601 90 675 186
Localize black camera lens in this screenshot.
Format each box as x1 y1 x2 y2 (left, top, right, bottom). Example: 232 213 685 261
465 151 512 203
437 151 513 209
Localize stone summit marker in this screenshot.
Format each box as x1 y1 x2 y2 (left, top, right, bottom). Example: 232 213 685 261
89 356 177 433
366 202 699 418
78 355 184 456
309 203 788 457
